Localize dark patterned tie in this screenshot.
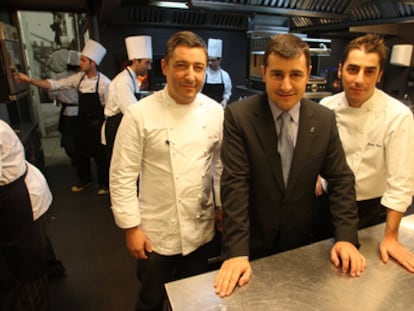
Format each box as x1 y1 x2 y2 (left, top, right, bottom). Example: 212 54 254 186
278 112 293 186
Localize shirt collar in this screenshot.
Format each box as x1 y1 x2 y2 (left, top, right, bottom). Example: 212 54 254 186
126 66 137 79
268 99 301 124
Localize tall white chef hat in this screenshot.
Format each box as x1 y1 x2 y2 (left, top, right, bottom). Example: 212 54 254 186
67 50 81 66
82 39 107 65
208 38 223 58
125 35 153 60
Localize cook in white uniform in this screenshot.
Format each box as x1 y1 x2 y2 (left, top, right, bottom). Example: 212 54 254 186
15 39 111 195
320 34 414 272
104 35 153 159
48 50 81 164
0 119 52 310
201 38 232 107
110 31 223 310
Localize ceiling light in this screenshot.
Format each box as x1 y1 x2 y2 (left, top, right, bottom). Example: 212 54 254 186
149 1 190 9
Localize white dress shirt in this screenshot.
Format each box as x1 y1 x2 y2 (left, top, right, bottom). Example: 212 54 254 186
205 66 232 102
110 87 224 256
104 67 140 117
0 120 52 220
321 89 414 212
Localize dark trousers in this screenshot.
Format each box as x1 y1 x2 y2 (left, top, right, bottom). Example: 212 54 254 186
77 143 109 187
135 244 209 311
59 115 78 165
104 113 123 163
357 197 387 229
0 199 49 311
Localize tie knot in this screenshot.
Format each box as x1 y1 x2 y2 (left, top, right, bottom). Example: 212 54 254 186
280 111 291 123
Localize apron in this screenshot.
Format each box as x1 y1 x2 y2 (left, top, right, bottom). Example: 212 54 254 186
202 71 225 103
105 69 140 151
76 73 105 157
0 170 45 280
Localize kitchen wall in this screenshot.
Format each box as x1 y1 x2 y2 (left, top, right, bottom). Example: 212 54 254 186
99 24 248 101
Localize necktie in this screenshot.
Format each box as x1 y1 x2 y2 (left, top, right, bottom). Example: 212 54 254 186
278 112 294 186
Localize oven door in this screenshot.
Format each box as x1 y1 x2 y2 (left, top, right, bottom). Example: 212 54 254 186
0 39 27 101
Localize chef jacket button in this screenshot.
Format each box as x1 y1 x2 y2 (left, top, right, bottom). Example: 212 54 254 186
196 214 200 219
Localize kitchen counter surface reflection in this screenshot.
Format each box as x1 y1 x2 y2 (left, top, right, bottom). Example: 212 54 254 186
165 215 414 311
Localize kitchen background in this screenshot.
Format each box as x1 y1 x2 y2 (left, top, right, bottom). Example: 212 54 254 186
1 0 414 159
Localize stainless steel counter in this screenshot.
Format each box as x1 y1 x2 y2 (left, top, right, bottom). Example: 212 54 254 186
165 215 414 311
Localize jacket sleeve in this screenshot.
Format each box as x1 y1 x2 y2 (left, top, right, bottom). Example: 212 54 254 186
221 104 251 258
321 111 359 247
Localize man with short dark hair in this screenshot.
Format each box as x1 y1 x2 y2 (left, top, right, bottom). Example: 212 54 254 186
110 31 224 310
320 33 414 272
215 33 365 298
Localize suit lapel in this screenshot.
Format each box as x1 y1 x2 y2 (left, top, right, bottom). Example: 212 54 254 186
252 96 285 189
287 100 317 192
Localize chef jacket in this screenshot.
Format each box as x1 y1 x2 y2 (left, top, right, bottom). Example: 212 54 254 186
104 67 140 117
110 87 224 256
47 71 110 107
0 120 52 220
204 66 232 104
321 88 414 212
48 70 79 116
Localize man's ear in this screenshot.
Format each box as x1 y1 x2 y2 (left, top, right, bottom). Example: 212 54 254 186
161 58 167 76
337 63 343 79
261 65 266 82
377 70 384 84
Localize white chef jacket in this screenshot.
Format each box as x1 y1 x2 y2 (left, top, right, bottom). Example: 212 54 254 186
48 71 111 107
104 67 140 117
320 89 414 212
205 66 232 102
110 87 224 256
0 120 52 220
48 70 79 116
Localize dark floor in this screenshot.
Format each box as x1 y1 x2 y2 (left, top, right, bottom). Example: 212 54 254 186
42 137 137 311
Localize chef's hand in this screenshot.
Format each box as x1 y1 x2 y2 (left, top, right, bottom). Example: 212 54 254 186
330 241 366 277
125 226 152 259
379 238 414 272
13 72 31 84
214 257 251 297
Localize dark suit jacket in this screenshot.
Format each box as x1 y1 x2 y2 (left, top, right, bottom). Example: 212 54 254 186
221 94 359 260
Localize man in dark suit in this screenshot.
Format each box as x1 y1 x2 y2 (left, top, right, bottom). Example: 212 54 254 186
214 34 366 298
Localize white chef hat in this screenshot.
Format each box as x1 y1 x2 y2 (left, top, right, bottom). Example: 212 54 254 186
82 39 107 65
208 38 223 58
125 35 153 60
67 50 81 66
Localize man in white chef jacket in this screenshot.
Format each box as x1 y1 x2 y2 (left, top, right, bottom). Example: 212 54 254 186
110 31 223 310
320 33 414 272
14 39 111 195
103 35 153 160
201 38 232 107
